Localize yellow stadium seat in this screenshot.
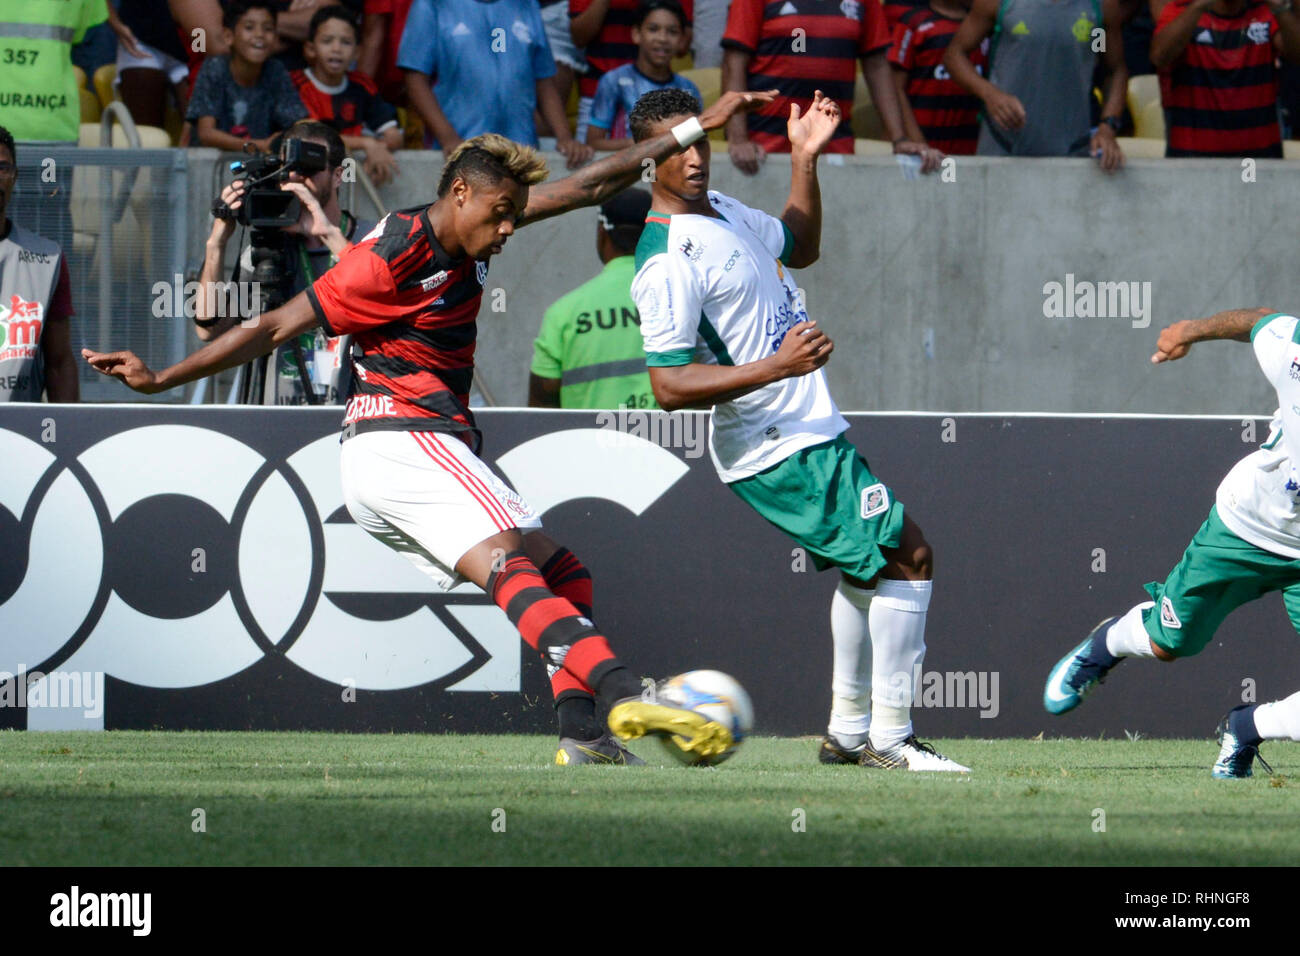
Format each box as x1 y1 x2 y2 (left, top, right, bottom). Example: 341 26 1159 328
679 66 724 139
1128 74 1164 141
93 63 117 108
853 138 894 155
1284 139 1300 159
73 65 88 90
1116 136 1165 158
79 88 102 123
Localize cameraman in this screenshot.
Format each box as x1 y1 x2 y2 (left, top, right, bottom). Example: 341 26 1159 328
194 119 376 405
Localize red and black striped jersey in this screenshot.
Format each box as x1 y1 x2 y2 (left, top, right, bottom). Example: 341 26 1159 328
290 68 399 138
888 5 985 155
721 0 892 154
306 206 486 449
1155 0 1282 157
882 0 926 30
569 0 695 98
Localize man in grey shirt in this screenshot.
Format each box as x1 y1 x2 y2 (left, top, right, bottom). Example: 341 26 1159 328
0 127 80 403
943 0 1128 169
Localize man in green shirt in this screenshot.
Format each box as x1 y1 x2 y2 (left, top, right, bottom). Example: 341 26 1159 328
529 189 659 410
1 0 108 257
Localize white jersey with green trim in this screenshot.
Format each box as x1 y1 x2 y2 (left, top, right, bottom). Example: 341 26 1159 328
1216 311 1300 558
630 190 848 482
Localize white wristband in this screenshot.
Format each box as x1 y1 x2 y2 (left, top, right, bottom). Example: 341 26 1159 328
671 117 705 148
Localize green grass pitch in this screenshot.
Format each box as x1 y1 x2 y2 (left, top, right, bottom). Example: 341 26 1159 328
2 731 1297 866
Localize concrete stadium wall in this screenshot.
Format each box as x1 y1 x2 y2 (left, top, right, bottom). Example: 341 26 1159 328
185 149 1295 415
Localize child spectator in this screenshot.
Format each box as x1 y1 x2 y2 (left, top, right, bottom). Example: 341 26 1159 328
186 0 308 151
570 0 694 141
889 0 986 154
293 6 404 184
587 0 702 149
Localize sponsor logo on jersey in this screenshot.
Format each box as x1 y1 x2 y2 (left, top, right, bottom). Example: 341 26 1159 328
723 249 743 272
342 393 397 424
678 236 704 261
476 261 488 285
512 19 533 44
778 1 798 14
861 483 890 519
1160 596 1182 630
18 250 51 264
452 21 471 36
1289 356 1300 381
421 269 450 292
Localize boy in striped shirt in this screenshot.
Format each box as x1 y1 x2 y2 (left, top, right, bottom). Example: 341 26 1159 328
889 0 986 154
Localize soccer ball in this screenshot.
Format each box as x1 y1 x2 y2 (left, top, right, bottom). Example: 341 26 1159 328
656 670 754 766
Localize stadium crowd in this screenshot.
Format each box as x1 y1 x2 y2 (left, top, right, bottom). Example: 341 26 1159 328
10 0 1300 167
5 0 1300 406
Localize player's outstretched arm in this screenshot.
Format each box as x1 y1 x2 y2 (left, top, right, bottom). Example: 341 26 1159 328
782 91 839 269
519 90 777 226
649 320 833 410
82 292 320 394
1151 307 1276 364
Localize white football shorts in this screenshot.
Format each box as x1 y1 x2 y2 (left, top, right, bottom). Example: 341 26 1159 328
340 429 543 590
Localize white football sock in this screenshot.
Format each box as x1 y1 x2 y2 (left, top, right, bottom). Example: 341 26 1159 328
1253 692 1300 741
828 579 874 748
1104 602 1158 658
868 578 931 751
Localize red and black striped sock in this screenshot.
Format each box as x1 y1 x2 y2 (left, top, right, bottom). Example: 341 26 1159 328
487 551 640 704
539 548 599 739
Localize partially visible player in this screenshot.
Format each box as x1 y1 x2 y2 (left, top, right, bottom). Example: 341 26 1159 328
1044 307 1300 777
628 88 969 772
82 90 774 767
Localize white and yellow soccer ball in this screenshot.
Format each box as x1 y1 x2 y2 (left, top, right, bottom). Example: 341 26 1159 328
656 670 754 766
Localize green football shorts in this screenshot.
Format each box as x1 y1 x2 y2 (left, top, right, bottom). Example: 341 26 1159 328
727 434 905 583
1143 505 1300 656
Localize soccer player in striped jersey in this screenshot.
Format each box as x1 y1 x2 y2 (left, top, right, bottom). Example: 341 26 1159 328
81 90 774 767
1045 309 1300 778
889 0 986 155
1151 0 1300 158
627 88 969 772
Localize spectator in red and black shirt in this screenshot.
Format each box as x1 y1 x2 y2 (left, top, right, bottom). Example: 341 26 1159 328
1152 0 1300 157
357 0 414 106
570 0 694 141
293 6 404 184
889 0 986 154
884 0 928 29
720 0 942 174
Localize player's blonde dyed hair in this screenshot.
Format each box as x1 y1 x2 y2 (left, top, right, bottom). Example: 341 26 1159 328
437 134 549 197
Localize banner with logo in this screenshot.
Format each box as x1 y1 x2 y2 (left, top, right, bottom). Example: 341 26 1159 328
0 408 1289 737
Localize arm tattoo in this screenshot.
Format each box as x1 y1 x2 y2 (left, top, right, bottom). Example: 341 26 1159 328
520 131 680 226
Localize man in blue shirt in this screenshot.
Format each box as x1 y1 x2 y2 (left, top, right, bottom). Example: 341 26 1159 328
399 0 594 167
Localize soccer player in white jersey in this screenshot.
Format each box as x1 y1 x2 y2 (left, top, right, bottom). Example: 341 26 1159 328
626 88 969 772
1045 308 1300 778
